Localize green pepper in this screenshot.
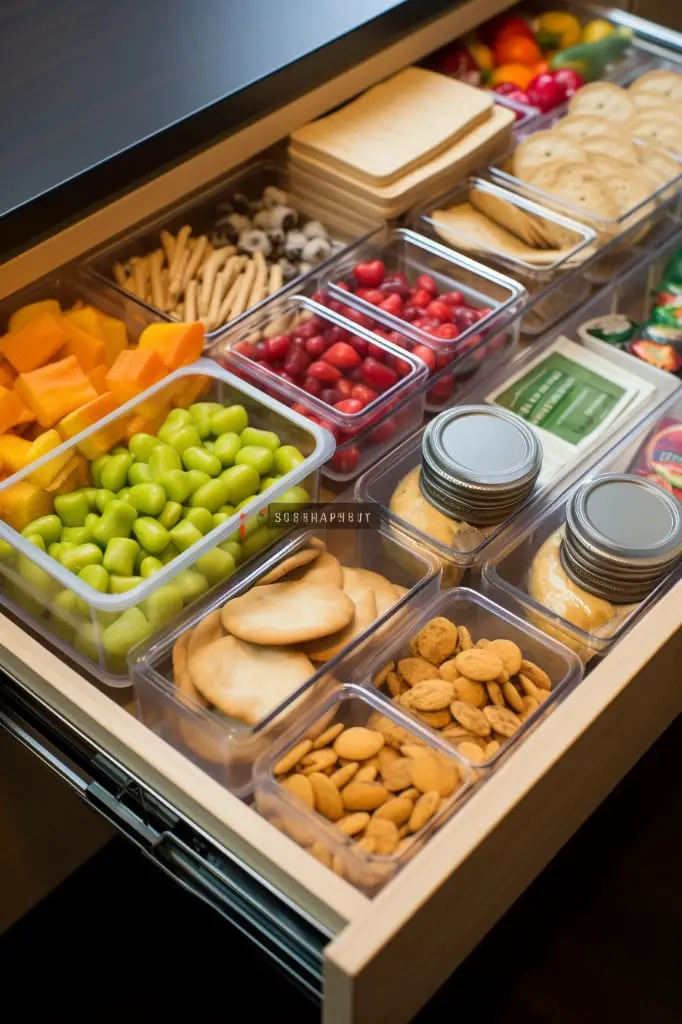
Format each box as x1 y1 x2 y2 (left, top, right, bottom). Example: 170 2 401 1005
549 27 632 81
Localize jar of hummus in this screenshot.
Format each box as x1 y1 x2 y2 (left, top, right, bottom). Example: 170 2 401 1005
528 473 682 654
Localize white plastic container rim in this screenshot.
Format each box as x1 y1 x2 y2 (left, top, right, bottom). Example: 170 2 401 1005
0 358 336 612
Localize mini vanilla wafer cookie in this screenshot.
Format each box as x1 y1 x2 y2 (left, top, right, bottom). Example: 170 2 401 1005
513 131 583 180
628 68 682 102
568 82 635 122
555 115 605 141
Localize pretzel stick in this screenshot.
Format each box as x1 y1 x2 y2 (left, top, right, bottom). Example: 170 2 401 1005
113 262 128 288
246 251 268 310
160 268 170 311
168 225 192 299
197 243 215 278
268 263 284 295
130 256 149 300
207 256 244 330
150 249 165 310
160 230 176 266
217 274 246 327
180 235 208 295
184 280 198 323
198 247 231 317
216 258 247 323
228 259 257 320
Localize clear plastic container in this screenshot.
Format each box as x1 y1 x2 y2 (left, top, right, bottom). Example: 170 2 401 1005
324 227 527 355
207 293 428 481
0 359 333 685
356 307 680 585
410 177 597 335
354 587 583 771
253 682 472 894
489 124 681 279
83 159 382 340
483 387 682 660
0 272 160 340
129 522 442 796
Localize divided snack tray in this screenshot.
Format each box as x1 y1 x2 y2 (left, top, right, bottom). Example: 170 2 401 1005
356 285 681 586
130 522 441 797
410 176 598 335
208 293 429 482
83 158 382 340
483 386 682 659
0 359 334 686
348 587 583 772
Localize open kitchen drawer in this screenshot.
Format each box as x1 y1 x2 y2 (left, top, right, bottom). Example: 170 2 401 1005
1 578 681 1022
1 1 681 1021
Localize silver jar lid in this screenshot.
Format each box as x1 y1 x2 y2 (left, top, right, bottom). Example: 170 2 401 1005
420 406 542 526
560 473 682 603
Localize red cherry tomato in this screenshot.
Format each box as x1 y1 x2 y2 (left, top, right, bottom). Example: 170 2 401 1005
416 273 438 296
488 15 535 45
323 342 362 371
352 260 385 288
331 445 360 475
361 358 398 392
334 398 364 415
425 299 453 323
379 293 404 317
307 359 342 383
410 288 432 309
526 72 566 112
552 68 585 99
410 344 437 372
350 383 379 405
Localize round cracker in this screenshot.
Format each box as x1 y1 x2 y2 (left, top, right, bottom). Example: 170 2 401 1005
607 168 657 215
628 69 682 102
630 91 678 111
190 634 315 725
638 150 680 186
257 546 320 585
342 566 398 617
579 134 640 165
513 131 582 180
187 609 224 658
629 105 679 127
556 114 605 140
568 82 635 122
628 117 682 155
302 587 378 663
223 581 355 644
172 630 227 764
550 175 620 220
288 550 344 588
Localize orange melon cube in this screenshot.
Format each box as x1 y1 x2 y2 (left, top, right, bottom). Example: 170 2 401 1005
105 348 167 404
8 299 61 333
138 321 204 369
15 356 98 429
0 387 33 433
0 361 17 389
87 364 110 395
97 313 129 366
60 318 107 372
27 430 73 488
0 313 69 372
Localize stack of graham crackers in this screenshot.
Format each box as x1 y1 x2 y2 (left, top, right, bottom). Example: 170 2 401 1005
288 67 515 219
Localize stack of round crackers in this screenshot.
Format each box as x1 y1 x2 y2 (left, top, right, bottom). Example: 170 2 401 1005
171 538 407 732
511 71 682 232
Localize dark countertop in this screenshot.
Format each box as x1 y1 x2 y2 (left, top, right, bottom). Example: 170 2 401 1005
0 0 456 260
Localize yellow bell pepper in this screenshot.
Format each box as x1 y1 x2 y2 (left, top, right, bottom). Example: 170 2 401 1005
468 41 493 72
536 11 582 50
582 19 614 44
